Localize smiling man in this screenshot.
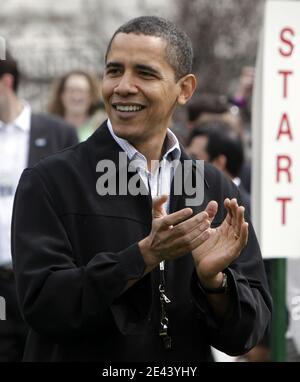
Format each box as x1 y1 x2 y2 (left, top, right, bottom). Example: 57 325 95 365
102 31 193 163
11 16 271 362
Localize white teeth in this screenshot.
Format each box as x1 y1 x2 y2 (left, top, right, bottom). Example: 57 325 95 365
115 105 142 112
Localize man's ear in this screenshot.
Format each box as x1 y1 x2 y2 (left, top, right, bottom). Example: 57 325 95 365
177 74 197 105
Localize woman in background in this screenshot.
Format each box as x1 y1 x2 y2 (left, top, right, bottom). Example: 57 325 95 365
48 70 106 142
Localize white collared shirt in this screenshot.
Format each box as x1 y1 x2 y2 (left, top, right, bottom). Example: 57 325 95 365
107 119 181 213
232 177 241 187
0 102 31 266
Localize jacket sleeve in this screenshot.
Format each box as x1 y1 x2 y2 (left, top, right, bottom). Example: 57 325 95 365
190 168 272 356
11 168 148 339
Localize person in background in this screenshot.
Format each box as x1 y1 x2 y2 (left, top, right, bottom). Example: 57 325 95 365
0 50 78 362
228 66 256 193
186 121 250 216
228 66 255 132
186 121 272 362
286 259 300 362
48 70 106 142
186 92 251 194
186 93 243 136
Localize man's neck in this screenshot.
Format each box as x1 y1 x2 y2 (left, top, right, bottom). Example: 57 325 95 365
0 95 24 124
132 135 166 172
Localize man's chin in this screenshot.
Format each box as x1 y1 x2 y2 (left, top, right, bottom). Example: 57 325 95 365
112 124 140 140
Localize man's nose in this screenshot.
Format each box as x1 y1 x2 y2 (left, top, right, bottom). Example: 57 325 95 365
114 73 138 96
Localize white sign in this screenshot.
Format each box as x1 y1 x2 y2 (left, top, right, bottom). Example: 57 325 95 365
252 0 300 258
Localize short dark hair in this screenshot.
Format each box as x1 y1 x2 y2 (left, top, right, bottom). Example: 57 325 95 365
0 50 19 92
105 16 193 81
187 93 230 122
188 121 244 177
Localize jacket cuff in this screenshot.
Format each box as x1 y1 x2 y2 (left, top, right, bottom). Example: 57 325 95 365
191 268 241 330
118 242 146 281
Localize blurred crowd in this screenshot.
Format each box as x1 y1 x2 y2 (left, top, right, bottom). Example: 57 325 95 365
0 47 299 362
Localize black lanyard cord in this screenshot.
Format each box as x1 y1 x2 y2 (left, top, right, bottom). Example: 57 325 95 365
147 165 172 350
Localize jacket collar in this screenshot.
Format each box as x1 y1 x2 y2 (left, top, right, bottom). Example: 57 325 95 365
84 121 208 214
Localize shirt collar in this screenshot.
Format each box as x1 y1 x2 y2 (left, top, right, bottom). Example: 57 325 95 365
232 177 241 187
106 119 181 163
14 102 31 132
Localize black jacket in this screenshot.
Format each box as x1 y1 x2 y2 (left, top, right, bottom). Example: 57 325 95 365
28 113 78 166
11 122 272 361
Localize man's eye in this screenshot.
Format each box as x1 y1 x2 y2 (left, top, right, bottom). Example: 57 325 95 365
139 71 155 78
106 68 122 76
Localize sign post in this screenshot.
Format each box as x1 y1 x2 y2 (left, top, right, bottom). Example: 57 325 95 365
270 258 286 361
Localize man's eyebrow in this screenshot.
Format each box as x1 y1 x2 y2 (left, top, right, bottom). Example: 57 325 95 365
105 61 123 69
105 62 162 77
135 64 162 77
